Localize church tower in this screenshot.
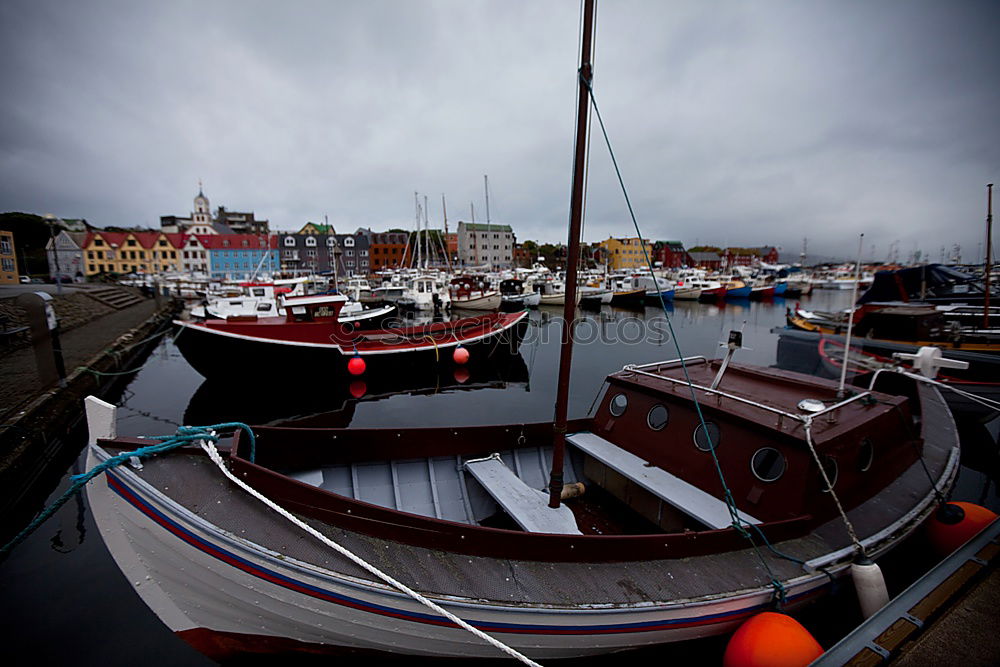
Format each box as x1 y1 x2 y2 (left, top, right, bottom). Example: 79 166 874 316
193 181 211 226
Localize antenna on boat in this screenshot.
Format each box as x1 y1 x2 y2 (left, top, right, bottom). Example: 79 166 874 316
548 0 595 510
837 233 865 398
710 328 744 390
985 183 993 329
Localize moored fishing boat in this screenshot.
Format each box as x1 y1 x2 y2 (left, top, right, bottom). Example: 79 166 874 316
83 348 960 661
173 292 526 379
724 279 752 299
79 4 964 662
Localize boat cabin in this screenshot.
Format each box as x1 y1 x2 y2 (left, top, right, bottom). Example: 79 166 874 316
280 293 348 322
588 358 919 530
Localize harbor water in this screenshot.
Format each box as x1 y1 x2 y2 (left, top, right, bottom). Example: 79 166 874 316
1 290 997 665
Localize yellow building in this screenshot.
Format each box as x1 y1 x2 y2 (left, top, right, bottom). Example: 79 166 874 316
0 230 19 283
599 236 653 270
83 231 183 276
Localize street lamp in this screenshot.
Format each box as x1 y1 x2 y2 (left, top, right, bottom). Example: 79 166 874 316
42 213 63 296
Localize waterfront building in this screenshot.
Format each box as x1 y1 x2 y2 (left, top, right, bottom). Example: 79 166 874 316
599 236 653 270
369 232 409 271
456 221 514 269
180 234 210 274
688 250 723 270
82 231 184 276
46 229 88 281
278 231 371 277
202 234 279 280
724 246 780 267
0 230 18 284
653 240 691 268
215 207 269 235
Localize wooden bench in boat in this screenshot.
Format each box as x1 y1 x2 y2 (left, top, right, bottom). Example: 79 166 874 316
566 432 760 530
464 454 582 535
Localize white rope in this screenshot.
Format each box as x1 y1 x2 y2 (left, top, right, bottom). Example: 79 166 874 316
198 439 542 667
897 371 1000 412
802 420 865 554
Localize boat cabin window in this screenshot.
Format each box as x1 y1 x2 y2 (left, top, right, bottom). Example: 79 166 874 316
693 421 720 452
228 300 242 306
819 455 839 492
751 448 786 482
646 404 669 431
858 438 874 472
252 288 266 297
609 393 628 417
256 303 273 312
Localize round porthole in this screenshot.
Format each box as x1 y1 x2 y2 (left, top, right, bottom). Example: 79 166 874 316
609 393 628 417
858 438 874 472
693 422 720 452
819 455 839 492
751 448 786 482
647 404 669 431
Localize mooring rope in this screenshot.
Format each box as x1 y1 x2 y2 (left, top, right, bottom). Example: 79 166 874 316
0 422 254 557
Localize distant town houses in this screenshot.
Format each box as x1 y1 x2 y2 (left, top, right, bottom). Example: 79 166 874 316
25 184 789 282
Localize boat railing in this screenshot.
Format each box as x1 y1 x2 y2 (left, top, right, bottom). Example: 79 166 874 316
622 361 875 425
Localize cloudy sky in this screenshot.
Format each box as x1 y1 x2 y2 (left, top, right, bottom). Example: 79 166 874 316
1 1 997 261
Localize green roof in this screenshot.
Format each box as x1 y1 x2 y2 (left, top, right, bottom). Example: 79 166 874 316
461 223 513 232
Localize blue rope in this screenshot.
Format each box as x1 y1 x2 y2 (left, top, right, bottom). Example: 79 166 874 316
0 422 255 557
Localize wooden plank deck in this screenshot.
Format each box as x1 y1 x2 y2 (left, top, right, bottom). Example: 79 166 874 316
567 431 760 530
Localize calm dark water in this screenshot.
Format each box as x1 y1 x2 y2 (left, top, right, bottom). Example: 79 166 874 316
1 291 996 666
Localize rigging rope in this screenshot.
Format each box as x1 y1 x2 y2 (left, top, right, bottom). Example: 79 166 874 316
581 72 815 602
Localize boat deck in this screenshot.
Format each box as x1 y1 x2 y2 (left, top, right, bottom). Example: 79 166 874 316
99 384 957 608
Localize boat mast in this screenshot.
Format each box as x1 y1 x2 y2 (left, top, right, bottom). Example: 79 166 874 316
442 194 453 271
985 183 993 329
485 174 491 271
548 0 595 509
414 192 421 271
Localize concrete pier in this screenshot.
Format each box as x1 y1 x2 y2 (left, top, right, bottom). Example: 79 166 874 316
0 282 180 538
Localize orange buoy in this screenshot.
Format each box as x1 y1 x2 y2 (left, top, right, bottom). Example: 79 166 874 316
926 501 998 557
349 380 367 398
347 355 366 376
723 612 823 667
453 366 470 384
453 345 470 365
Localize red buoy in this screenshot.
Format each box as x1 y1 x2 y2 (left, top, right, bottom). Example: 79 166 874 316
926 501 997 557
349 380 367 398
723 612 823 667
347 355 366 376
453 345 470 365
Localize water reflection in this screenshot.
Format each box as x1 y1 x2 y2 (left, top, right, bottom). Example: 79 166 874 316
184 350 531 428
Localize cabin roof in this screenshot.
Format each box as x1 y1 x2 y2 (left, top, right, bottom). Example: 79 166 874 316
607 360 906 443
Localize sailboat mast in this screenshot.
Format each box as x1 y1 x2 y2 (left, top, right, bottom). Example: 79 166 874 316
484 175 491 271
414 192 421 270
548 0 595 509
985 183 993 329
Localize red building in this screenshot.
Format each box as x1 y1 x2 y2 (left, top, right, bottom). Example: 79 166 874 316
369 232 409 272
653 241 691 268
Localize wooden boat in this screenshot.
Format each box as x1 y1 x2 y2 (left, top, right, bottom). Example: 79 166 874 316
749 284 776 300
724 280 752 299
84 353 960 660
450 275 502 311
786 303 1000 354
81 4 962 662
499 279 542 309
173 293 527 379
858 264 999 307
578 285 613 308
672 283 703 300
